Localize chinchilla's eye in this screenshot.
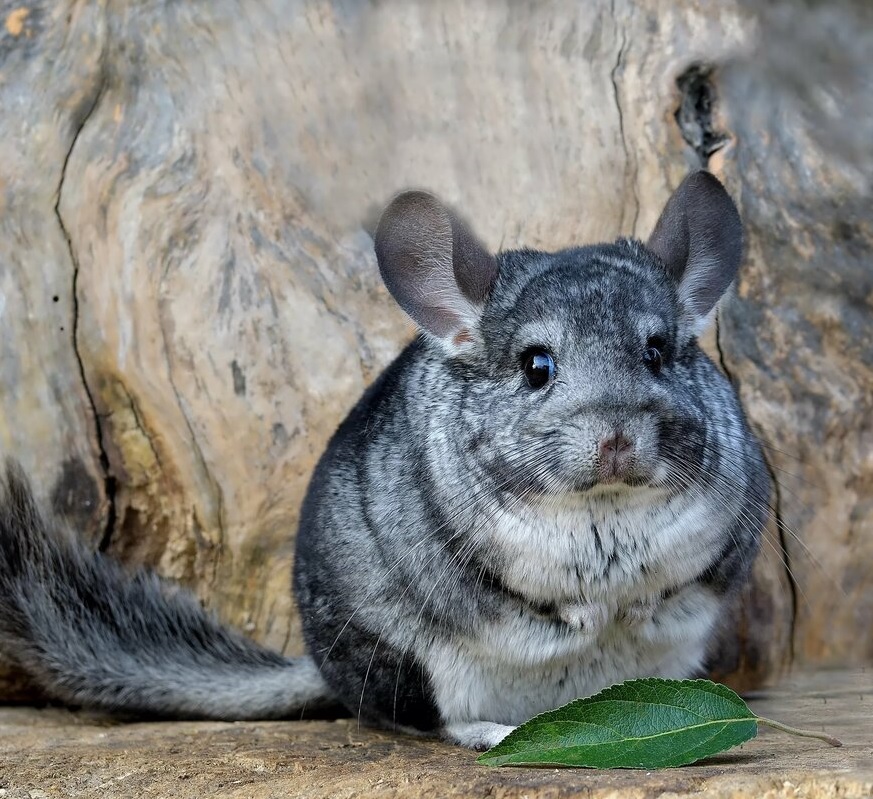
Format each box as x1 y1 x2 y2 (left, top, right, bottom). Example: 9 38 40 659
643 336 665 375
522 350 555 389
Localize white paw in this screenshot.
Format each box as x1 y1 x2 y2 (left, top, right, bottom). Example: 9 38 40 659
558 601 608 635
443 721 517 751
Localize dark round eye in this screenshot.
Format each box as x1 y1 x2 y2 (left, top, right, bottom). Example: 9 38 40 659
522 350 555 389
643 344 663 375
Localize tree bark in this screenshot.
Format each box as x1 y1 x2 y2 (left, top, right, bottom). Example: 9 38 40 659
1 0 870 698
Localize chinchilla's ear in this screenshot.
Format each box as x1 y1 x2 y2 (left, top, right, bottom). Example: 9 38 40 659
646 170 743 332
374 191 498 346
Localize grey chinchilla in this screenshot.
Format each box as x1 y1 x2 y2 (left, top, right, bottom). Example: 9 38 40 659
0 170 769 749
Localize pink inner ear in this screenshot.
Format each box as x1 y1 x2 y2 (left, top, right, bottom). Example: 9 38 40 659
452 329 473 346
375 190 496 340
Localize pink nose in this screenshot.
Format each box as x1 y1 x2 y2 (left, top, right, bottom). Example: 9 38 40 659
597 431 634 481
599 431 633 457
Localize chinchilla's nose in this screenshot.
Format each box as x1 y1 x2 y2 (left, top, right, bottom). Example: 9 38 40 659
597 430 635 480
599 431 633 457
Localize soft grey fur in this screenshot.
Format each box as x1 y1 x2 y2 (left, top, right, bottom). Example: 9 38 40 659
0 171 769 750
0 462 335 719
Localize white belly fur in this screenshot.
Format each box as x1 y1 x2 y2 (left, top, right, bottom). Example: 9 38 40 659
423 486 731 725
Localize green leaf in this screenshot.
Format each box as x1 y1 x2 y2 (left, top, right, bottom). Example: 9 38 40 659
477 678 759 769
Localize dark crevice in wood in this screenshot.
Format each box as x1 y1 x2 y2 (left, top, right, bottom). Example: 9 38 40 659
609 0 640 236
759 448 799 665
714 310 798 666
55 38 115 552
675 63 729 168
680 60 800 669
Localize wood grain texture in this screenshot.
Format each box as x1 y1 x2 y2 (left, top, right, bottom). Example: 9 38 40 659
0 0 869 699
0 670 870 798
719 1 873 666
0 0 108 699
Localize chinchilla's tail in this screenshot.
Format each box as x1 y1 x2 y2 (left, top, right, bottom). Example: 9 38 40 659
0 460 336 719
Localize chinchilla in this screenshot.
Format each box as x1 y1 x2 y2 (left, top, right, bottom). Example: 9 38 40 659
0 170 769 749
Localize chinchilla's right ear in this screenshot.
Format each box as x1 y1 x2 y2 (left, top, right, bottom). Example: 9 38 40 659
646 170 743 334
374 191 498 348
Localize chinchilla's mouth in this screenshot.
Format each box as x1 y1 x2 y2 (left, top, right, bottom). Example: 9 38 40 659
545 458 661 495
569 472 653 494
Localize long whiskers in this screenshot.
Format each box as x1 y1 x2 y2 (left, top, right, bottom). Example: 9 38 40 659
669 435 842 592
348 420 833 726
658 446 842 613
373 449 561 726
325 442 560 724
317 448 547 667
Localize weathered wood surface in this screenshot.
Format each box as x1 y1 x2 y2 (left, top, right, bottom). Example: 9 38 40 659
0 0 870 698
0 669 870 798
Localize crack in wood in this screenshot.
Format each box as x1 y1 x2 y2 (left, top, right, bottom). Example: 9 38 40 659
54 35 114 551
609 0 640 236
715 306 798 665
676 60 800 667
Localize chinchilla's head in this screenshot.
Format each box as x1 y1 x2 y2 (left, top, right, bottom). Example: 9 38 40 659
374 171 744 497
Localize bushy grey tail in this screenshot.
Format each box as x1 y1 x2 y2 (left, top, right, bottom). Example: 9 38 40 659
0 460 336 720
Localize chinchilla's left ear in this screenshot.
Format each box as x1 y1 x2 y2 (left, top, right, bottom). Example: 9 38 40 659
646 170 743 332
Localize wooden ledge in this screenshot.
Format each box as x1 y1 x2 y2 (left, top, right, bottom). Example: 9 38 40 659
0 670 870 798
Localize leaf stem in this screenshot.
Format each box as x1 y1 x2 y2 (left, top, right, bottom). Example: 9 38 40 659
757 717 843 747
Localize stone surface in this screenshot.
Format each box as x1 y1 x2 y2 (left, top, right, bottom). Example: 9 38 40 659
0 670 871 798
0 0 870 700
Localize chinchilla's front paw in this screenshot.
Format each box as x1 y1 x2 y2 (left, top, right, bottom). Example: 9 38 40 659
618 597 658 627
559 601 609 636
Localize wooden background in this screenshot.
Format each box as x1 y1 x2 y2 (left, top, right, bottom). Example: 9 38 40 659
0 0 870 699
